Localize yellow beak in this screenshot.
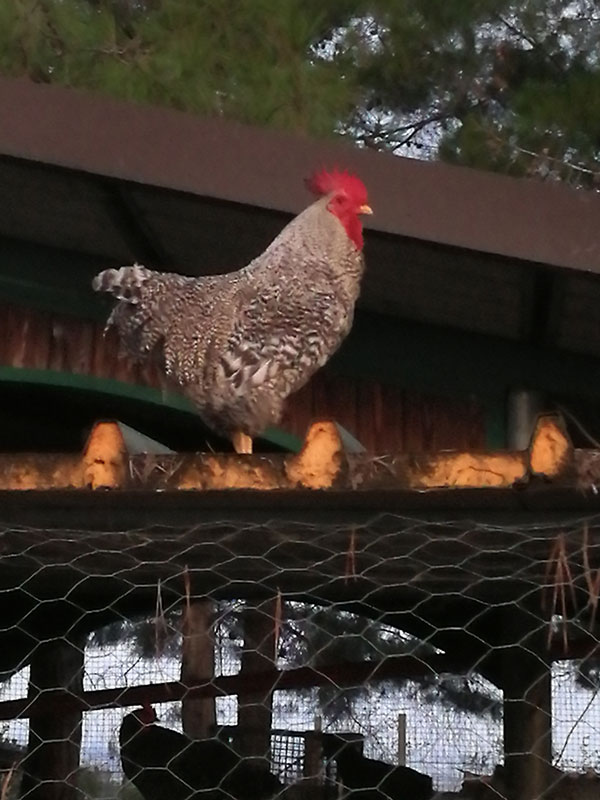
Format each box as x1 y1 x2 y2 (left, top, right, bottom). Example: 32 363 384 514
359 204 373 215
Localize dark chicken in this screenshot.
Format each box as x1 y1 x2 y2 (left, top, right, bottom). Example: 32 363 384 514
93 169 372 453
120 704 282 800
322 734 433 800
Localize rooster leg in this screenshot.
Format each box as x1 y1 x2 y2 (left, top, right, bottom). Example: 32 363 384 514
232 431 253 454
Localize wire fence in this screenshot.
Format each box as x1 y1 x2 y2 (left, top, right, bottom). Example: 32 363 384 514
2 653 598 797
0 509 599 800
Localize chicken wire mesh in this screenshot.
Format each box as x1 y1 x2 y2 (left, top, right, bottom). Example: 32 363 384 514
0 508 599 800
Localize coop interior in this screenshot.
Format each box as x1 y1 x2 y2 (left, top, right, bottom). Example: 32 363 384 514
0 418 598 800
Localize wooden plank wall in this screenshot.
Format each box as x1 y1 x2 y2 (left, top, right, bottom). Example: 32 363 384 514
0 303 163 387
0 303 485 452
282 378 485 452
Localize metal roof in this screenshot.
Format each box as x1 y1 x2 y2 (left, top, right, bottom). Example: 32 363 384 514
0 76 600 359
2 77 600 272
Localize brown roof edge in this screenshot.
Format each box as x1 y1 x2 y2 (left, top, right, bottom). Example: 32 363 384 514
1 76 599 273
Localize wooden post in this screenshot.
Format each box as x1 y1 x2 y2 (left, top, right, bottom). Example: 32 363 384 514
507 389 543 450
397 713 406 766
20 635 85 800
498 619 553 800
238 599 277 763
181 600 217 738
304 732 322 784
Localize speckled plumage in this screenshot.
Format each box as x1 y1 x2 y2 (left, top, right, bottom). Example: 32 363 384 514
93 173 369 443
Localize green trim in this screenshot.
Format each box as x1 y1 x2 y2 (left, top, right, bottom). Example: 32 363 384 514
263 426 303 453
0 238 107 320
483 397 506 449
0 366 190 410
0 367 302 452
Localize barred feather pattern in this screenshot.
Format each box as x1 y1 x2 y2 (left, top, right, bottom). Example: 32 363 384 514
93 195 365 438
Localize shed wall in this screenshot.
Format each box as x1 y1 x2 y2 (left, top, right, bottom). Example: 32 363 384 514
0 302 485 452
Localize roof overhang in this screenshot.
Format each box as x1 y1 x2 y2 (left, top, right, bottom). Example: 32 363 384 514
0 76 599 273
1 77 600 366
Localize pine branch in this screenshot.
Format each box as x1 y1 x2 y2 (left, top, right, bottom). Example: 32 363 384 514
490 131 600 182
494 13 565 73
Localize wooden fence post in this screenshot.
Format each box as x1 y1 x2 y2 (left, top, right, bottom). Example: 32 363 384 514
238 599 277 763
20 635 86 800
181 600 216 738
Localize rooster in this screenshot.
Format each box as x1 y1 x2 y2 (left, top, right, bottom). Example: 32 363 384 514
93 169 372 453
322 734 433 800
119 704 282 800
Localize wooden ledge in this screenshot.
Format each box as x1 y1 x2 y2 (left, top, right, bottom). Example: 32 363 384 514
0 414 578 491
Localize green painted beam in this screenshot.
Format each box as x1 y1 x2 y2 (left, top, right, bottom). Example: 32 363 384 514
0 367 302 453
0 366 191 410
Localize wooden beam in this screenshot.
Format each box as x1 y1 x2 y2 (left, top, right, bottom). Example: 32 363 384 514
0 414 574 491
409 450 527 489
0 453 82 490
529 413 572 478
0 635 591 724
82 421 127 489
285 421 344 489
0 654 475 721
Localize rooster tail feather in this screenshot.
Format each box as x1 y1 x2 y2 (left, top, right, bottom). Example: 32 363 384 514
92 263 167 361
92 263 151 302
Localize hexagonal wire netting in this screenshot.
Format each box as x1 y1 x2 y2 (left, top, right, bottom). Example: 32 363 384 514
0 510 598 800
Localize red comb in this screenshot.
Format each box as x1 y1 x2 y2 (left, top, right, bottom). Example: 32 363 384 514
305 168 368 204
140 700 157 724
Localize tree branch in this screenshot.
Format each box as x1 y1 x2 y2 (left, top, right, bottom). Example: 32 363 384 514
494 14 565 72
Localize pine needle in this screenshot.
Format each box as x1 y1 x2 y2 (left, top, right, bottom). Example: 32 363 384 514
345 528 357 582
1 765 14 800
274 589 283 662
153 578 168 658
